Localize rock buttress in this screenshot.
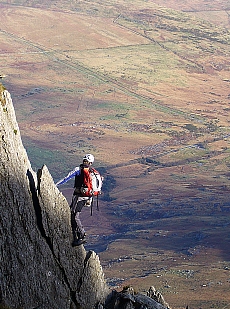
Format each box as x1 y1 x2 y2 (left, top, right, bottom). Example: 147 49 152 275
0 88 109 309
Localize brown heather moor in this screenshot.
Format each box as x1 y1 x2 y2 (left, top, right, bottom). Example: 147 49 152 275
1 0 230 307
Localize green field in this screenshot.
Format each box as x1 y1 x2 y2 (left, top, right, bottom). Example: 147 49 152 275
1 0 230 307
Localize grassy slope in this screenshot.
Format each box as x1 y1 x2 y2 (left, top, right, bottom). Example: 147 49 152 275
1 1 230 308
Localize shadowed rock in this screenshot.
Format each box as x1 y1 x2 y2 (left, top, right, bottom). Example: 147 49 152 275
0 88 108 309
0 85 171 309
105 286 170 309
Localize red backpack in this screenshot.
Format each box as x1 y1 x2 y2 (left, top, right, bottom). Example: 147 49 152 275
75 166 102 197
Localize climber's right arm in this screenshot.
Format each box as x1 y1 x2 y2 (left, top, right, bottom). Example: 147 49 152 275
56 167 80 186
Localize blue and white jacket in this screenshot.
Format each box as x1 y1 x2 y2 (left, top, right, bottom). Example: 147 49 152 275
56 166 80 186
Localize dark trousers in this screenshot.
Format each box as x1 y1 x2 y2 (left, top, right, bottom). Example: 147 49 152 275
70 195 86 240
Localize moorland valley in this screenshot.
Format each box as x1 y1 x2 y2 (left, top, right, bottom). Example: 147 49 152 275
1 0 230 308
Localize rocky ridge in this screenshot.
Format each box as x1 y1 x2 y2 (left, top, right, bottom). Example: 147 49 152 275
0 84 170 309
0 86 108 309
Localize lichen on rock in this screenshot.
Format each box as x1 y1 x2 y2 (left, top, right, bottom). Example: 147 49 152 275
0 87 109 309
0 85 170 309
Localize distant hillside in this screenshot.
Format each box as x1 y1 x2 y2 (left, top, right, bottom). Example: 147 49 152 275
1 1 230 308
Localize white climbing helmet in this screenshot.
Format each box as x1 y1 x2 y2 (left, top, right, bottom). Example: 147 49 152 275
83 153 94 163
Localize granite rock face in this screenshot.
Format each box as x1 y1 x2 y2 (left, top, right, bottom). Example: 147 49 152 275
106 286 171 309
0 85 171 309
0 87 109 309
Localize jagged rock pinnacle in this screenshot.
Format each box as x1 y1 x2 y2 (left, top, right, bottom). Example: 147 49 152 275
0 87 109 309
0 85 171 309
